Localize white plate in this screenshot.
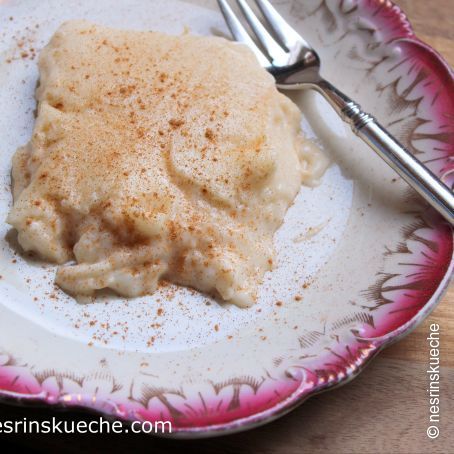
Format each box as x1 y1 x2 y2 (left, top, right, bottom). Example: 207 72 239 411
0 0 452 437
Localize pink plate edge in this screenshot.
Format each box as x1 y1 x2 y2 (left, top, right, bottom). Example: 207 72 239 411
0 0 453 438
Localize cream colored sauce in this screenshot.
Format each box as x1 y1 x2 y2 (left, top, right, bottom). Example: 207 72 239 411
7 20 328 307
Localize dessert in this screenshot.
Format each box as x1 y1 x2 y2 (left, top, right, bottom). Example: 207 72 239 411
7 21 327 307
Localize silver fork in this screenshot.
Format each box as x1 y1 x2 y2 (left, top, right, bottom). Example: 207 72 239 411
218 0 454 225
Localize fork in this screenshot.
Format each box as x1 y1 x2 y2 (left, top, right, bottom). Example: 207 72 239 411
218 0 454 226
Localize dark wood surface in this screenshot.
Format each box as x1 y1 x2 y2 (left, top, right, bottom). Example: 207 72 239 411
1 1 453 452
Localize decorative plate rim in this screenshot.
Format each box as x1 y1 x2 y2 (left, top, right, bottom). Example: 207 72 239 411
0 0 453 438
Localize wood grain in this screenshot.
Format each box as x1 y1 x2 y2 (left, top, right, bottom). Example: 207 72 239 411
0 1 453 452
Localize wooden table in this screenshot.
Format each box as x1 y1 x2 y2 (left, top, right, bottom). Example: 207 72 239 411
0 1 452 452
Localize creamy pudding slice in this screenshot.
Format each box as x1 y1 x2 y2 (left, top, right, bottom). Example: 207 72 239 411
7 20 327 307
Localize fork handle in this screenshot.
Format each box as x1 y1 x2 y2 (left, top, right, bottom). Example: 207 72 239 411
316 79 454 225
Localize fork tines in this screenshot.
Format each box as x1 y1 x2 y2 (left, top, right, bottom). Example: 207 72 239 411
217 0 309 67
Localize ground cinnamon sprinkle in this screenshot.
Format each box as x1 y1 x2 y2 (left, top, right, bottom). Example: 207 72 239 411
147 336 156 347
168 118 185 128
204 128 215 142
